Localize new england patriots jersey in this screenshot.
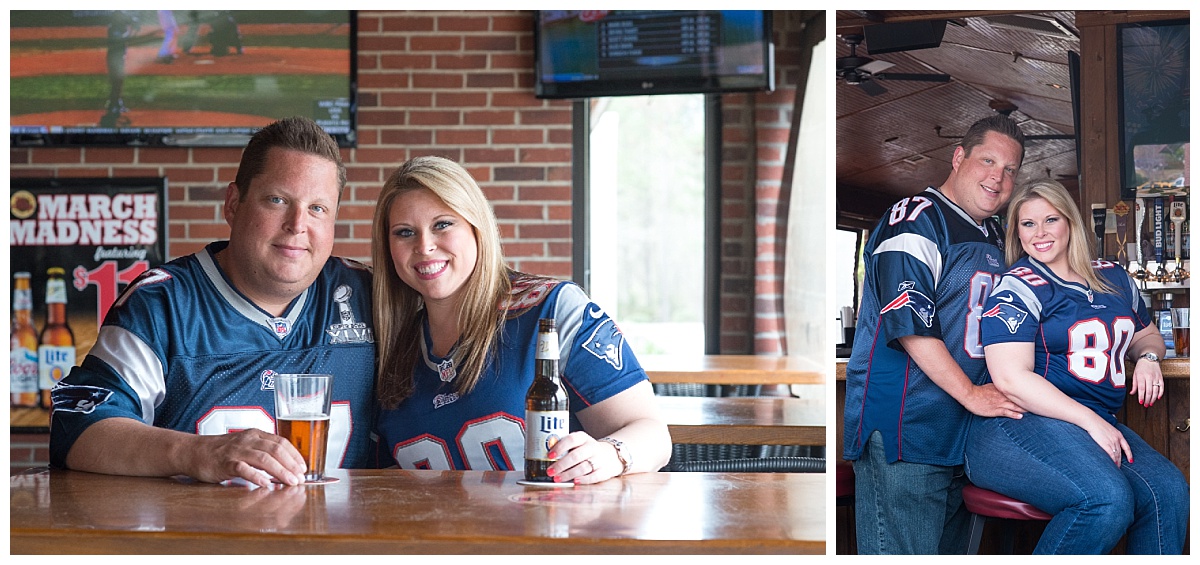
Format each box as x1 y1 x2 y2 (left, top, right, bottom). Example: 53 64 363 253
50 241 379 470
375 275 646 471
844 187 1007 466
981 256 1152 422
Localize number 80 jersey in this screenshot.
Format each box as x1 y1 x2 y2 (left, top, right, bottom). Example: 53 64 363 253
981 256 1152 421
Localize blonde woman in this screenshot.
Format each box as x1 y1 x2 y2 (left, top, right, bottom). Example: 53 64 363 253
371 156 670 483
966 179 1187 553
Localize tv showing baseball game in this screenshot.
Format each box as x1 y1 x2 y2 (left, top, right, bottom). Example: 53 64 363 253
10 10 357 147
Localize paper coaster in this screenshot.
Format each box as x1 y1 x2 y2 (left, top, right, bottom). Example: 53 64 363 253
303 477 340 485
517 479 575 488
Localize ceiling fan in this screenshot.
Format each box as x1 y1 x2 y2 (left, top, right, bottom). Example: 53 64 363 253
836 34 952 96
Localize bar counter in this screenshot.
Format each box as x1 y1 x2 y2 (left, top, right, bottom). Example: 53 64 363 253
10 468 825 554
835 356 1190 381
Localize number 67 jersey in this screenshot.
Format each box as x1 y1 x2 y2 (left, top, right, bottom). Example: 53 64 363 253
981 256 1152 421
843 187 1007 466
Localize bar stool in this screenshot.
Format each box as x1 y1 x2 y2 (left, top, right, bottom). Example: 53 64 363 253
836 461 854 503
836 461 856 554
961 483 1051 554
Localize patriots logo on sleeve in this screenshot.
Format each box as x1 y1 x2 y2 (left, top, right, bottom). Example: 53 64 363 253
880 283 936 327
51 384 113 414
982 299 1029 334
583 316 625 370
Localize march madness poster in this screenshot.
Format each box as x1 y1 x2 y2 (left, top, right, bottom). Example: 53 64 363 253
10 177 168 367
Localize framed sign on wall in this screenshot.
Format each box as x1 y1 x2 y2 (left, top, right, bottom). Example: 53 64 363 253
9 177 168 406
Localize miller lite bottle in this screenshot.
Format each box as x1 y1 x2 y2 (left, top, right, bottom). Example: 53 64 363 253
10 272 40 407
38 267 76 409
524 318 568 482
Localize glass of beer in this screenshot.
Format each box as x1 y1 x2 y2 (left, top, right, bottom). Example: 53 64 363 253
274 374 333 482
1170 308 1189 357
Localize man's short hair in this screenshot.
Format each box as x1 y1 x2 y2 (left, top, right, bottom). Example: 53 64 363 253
233 116 346 199
959 114 1026 166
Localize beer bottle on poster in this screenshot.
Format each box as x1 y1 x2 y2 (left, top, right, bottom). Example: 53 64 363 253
524 318 568 482
10 272 40 407
38 267 76 409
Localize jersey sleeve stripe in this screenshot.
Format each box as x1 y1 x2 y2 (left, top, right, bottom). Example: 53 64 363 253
552 283 591 368
994 276 1043 320
873 232 943 288
89 325 166 423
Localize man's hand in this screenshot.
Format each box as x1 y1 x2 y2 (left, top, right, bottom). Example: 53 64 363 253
65 418 309 487
897 335 1025 420
184 429 307 488
960 382 1025 419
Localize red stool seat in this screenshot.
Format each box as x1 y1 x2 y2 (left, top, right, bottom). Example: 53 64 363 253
963 483 1052 554
836 461 854 499
962 484 1052 520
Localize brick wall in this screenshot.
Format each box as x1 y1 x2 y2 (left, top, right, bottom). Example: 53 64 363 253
9 9 814 350
719 11 822 354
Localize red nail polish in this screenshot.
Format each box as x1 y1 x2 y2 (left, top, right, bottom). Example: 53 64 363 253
547 468 556 477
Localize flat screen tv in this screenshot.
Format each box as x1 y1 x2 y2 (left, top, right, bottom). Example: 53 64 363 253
10 10 357 147
534 10 774 99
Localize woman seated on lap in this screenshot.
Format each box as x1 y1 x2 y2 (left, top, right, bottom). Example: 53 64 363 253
966 179 1188 554
371 156 671 483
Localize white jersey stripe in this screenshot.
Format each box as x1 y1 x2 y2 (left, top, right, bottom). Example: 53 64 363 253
89 325 166 424
874 232 943 288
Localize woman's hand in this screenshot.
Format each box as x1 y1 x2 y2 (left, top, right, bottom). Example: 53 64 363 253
1129 356 1165 407
545 432 621 485
1081 415 1133 466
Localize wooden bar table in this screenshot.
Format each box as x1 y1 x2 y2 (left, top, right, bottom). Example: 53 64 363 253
10 468 824 554
642 354 824 385
658 396 825 446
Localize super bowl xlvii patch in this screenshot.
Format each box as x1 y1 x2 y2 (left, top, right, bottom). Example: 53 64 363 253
51 384 112 414
582 315 625 370
982 297 1029 334
327 284 375 344
880 281 935 327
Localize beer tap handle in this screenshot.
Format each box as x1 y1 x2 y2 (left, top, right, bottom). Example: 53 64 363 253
1134 198 1146 266
1170 201 1186 263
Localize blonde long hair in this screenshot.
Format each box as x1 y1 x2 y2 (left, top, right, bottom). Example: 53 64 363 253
371 156 513 409
1003 179 1116 294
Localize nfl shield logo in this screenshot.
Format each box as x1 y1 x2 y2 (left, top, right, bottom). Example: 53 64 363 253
438 358 456 382
271 317 291 338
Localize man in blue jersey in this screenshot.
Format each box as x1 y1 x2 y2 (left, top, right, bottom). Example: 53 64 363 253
50 117 377 488
843 114 1028 553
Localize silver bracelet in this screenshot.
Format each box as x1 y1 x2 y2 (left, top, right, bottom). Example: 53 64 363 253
599 436 632 475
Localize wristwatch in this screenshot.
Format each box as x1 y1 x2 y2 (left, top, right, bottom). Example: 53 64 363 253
1139 352 1161 362
599 437 633 475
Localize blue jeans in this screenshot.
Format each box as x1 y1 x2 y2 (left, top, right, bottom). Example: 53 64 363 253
965 413 1189 554
853 430 971 554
